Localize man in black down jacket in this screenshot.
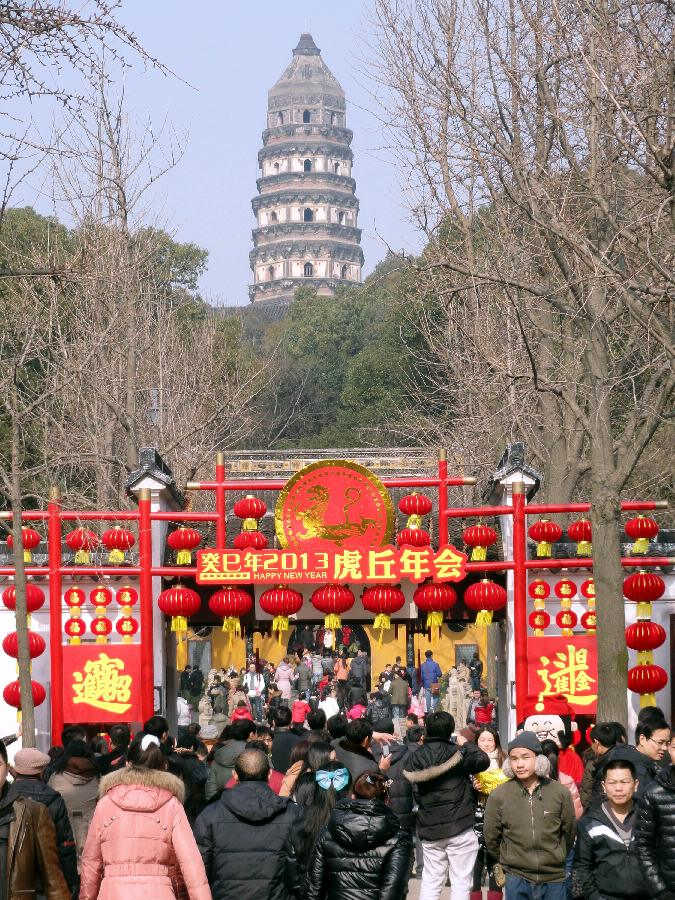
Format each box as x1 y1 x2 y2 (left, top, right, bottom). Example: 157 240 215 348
334 719 381 781
403 710 489 900
195 747 301 900
8 748 79 896
635 745 675 899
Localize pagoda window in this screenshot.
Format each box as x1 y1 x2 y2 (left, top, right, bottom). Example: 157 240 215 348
273 162 279 173
331 112 336 125
303 109 311 123
341 264 348 279
303 158 312 173
277 112 284 125
304 262 314 277
270 211 278 223
304 207 314 222
268 266 275 281
334 162 340 174
337 211 345 224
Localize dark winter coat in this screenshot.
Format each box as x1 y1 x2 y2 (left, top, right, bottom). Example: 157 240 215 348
349 655 369 687
296 663 313 694
596 745 658 801
206 739 246 800
573 803 648 899
403 736 489 840
635 763 675 897
334 739 380 781
306 797 412 900
386 740 419 830
271 729 304 774
195 779 302 900
366 692 393 729
8 775 79 894
389 676 409 708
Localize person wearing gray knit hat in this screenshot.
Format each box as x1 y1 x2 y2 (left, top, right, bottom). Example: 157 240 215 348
483 729 576 898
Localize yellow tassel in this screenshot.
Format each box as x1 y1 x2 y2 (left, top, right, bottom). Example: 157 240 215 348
560 598 572 611
637 650 654 666
242 517 258 531
533 598 546 610
171 616 188 634
577 541 592 556
470 546 487 561
475 610 493 627
587 597 596 610
75 550 91 564
122 636 132 644
69 637 81 646
425 611 443 631
176 549 192 565
324 614 341 631
108 549 125 563
640 693 657 707
406 514 423 529
23 550 31 563
272 615 289 634
632 537 650 555
636 602 652 619
373 613 391 632
536 541 552 557
95 636 107 644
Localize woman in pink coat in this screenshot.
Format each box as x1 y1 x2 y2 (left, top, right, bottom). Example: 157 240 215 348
275 657 295 700
79 735 211 900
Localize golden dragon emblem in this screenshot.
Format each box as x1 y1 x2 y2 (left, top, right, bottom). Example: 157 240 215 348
295 485 377 546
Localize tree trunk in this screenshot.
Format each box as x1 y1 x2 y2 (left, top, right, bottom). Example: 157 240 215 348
10 403 36 746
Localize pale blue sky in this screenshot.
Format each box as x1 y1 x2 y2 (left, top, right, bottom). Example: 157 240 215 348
89 1 419 305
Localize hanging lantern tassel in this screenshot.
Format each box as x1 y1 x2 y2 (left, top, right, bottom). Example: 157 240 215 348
373 613 392 645
108 548 124 563
222 616 241 646
475 610 493 627
176 549 190 565
171 616 188 634
272 615 289 645
75 549 90 564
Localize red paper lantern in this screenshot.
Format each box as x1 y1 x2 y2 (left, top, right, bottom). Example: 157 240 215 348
6 527 41 562
627 663 668 705
528 520 562 557
116 585 138 611
158 584 201 633
462 524 498 561
625 515 659 554
101 526 135 563
2 630 46 659
64 587 86 608
66 528 99 563
362 585 406 638
209 587 252 641
116 616 139 643
580 579 595 599
259 586 303 642
528 579 550 601
3 679 46 708
463 579 507 626
554 579 577 600
567 518 592 556
2 583 45 613
396 527 431 548
311 584 355 638
529 610 551 634
398 493 433 517
625 620 666 651
233 530 268 550
623 571 665 603
413 582 457 633
580 610 596 633
91 616 112 643
90 586 113 614
166 527 202 565
556 609 578 635
64 618 86 642
233 495 267 526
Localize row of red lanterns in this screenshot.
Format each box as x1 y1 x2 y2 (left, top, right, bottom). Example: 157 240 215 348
528 578 596 636
623 571 667 706
527 514 660 558
0 583 47 709
63 585 139 645
4 525 136 564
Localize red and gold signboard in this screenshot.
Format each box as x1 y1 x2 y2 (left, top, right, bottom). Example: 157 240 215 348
527 636 598 714
275 460 395 550
197 545 466 585
63 645 142 722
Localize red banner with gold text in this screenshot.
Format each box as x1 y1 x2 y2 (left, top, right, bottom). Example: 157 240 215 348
527 636 598 714
63 644 142 723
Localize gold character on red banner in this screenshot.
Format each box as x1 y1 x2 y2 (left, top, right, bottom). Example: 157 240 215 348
535 644 596 710
72 652 133 714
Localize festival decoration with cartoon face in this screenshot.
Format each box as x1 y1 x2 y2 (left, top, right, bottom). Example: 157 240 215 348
520 694 577 747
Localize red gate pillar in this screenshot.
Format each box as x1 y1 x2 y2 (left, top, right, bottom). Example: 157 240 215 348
138 488 154 721
512 481 528 723
437 449 448 547
48 486 63 744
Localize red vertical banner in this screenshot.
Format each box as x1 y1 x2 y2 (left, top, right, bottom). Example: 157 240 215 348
527 636 598 714
63 644 142 723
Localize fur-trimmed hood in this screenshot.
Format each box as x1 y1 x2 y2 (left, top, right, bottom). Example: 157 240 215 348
99 765 185 809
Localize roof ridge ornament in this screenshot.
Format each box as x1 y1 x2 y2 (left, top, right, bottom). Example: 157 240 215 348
293 33 321 56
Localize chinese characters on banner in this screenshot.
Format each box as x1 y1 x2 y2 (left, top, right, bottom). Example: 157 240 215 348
63 645 142 722
196 545 467 585
527 636 598 714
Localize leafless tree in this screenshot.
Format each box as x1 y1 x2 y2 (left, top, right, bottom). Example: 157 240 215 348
370 0 674 722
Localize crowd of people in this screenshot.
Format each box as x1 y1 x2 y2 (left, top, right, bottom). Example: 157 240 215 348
1 647 674 900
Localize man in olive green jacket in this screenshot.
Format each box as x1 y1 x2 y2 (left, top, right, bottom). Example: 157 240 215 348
484 732 576 899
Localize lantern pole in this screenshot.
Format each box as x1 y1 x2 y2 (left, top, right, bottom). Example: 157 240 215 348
215 452 226 550
437 448 448 547
138 488 154 721
48 486 63 744
512 481 528 723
